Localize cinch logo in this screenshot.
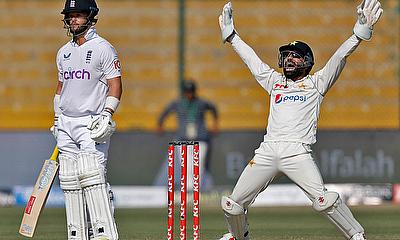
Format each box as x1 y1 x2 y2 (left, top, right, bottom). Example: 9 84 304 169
275 94 307 104
63 69 91 80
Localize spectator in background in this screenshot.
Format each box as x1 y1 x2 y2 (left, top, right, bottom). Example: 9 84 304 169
153 80 219 191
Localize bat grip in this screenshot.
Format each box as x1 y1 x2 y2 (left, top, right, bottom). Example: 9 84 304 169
50 146 59 161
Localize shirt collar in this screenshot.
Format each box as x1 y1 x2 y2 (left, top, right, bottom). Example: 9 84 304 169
84 27 98 41
70 27 98 46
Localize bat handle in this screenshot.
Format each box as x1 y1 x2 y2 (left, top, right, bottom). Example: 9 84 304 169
50 146 59 161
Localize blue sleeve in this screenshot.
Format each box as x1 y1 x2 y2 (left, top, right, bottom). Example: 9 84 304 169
158 101 177 126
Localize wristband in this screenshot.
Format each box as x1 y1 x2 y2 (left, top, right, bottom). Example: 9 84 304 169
105 96 120 114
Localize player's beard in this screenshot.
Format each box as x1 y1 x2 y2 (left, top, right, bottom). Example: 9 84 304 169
284 68 304 80
70 24 89 37
283 61 305 80
67 17 90 37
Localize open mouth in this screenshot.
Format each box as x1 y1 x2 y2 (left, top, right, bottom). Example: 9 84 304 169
284 62 296 71
284 67 296 71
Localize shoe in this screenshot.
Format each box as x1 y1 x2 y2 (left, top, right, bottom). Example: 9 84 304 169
92 237 109 240
350 232 367 240
218 232 236 240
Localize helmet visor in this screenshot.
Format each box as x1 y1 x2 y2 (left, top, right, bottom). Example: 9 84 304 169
279 50 309 69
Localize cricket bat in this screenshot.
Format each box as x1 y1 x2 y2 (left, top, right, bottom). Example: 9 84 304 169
19 146 59 237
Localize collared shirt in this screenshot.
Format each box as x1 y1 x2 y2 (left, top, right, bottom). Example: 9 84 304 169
231 34 360 144
56 27 121 117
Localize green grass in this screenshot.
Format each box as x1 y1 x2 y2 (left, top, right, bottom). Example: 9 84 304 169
2 204 400 240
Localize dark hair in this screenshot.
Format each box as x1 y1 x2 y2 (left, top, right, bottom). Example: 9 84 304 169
182 80 196 93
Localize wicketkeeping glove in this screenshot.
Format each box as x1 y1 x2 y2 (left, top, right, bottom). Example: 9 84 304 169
87 111 116 143
353 0 383 41
219 2 236 43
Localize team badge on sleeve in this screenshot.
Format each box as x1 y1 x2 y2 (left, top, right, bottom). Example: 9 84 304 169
113 58 121 70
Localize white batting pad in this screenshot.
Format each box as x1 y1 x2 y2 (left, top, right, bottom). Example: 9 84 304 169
84 184 118 240
77 152 106 188
221 196 250 240
59 154 80 190
313 192 364 239
59 154 87 240
107 182 116 217
77 152 118 239
64 190 88 240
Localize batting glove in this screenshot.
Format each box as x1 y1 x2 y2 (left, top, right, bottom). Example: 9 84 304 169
51 94 61 140
50 116 59 140
219 2 236 43
87 111 116 143
353 0 383 41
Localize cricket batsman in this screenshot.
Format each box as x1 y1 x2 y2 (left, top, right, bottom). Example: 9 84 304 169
218 0 383 239
51 0 122 239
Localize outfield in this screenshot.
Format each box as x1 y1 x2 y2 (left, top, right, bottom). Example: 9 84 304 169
1 204 399 240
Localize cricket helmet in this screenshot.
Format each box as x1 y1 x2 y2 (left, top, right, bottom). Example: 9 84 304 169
62 0 99 36
278 41 314 79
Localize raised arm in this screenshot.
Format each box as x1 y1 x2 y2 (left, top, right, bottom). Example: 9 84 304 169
218 2 280 94
313 0 383 95
313 35 361 95
353 0 383 41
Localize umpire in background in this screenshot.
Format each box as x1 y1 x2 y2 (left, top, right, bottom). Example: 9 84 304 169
153 80 219 191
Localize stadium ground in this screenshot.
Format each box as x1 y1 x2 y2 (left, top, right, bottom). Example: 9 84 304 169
2 204 399 240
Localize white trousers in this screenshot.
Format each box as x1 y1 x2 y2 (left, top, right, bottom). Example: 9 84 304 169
57 114 109 165
57 114 117 239
230 141 325 209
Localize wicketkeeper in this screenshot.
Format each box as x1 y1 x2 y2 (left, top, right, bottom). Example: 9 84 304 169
218 0 383 239
51 0 122 239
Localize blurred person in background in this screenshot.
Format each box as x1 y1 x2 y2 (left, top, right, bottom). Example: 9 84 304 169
217 0 382 240
153 80 219 192
51 0 122 239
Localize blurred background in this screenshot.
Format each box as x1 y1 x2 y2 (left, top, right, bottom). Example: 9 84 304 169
0 0 399 208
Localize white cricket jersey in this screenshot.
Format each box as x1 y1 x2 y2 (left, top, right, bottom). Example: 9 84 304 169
56 27 121 117
231 34 360 144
